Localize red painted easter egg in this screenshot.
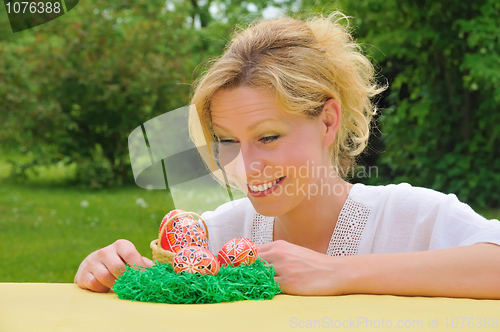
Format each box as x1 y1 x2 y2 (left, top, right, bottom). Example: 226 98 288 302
172 246 219 276
159 211 208 253
217 237 258 267
159 209 185 233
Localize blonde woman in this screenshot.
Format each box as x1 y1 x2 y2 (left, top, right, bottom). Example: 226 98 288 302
75 12 500 298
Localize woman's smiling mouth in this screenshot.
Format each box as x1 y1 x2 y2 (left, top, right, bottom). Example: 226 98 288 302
248 176 286 196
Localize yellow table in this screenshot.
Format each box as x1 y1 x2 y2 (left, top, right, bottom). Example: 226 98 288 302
1 283 499 332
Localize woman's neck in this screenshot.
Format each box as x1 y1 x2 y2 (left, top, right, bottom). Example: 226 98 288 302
273 175 353 254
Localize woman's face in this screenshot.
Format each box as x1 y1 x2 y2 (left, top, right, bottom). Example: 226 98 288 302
210 86 338 217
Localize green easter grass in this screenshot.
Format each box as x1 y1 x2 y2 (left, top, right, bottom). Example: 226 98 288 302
112 258 282 304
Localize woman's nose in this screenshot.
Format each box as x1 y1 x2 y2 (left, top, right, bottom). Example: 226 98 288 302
238 153 265 181
225 145 265 182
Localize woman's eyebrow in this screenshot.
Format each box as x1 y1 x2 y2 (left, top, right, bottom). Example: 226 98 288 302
213 118 282 133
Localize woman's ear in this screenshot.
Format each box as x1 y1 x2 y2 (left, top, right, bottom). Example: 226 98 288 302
321 98 341 146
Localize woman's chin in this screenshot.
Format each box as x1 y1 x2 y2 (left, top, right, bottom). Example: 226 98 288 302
247 197 288 217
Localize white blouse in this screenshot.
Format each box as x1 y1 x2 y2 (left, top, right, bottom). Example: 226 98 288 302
201 182 500 255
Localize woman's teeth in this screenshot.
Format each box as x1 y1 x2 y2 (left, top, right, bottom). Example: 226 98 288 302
250 178 281 192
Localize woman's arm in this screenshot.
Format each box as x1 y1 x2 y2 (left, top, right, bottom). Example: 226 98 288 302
257 241 500 299
343 243 500 299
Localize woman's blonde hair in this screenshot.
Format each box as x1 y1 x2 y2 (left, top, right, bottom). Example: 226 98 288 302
189 11 385 187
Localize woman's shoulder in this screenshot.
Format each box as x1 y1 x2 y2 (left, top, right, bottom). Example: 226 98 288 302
351 183 500 252
349 182 457 208
349 182 494 228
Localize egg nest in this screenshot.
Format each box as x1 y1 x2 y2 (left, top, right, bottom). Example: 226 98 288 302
112 258 282 304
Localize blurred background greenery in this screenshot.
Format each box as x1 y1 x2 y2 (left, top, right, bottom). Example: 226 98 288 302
1 0 499 282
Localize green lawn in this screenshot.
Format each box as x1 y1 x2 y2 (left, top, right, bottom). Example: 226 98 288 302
0 155 177 283
0 180 176 283
0 154 246 283
1 155 499 283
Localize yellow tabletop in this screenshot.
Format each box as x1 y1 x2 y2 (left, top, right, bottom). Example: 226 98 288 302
1 283 499 332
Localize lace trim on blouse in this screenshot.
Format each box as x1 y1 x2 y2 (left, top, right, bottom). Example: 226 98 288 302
251 197 370 256
251 213 274 245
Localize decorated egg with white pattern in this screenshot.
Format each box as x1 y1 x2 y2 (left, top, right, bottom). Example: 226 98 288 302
172 246 219 276
159 210 208 253
217 237 258 267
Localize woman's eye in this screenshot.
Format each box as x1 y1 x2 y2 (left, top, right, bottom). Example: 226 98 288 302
219 139 236 144
260 135 280 143
217 136 280 144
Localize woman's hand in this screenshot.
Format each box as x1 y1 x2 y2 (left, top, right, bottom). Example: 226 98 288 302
257 240 348 296
74 239 153 293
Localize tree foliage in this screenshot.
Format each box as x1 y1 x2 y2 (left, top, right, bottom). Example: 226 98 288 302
2 0 499 208
0 0 284 187
298 0 500 208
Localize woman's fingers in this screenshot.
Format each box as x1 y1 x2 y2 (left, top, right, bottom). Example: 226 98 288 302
95 246 127 279
87 274 111 293
256 240 288 265
115 240 150 273
75 239 151 292
256 240 345 295
142 256 154 268
75 267 110 293
84 270 112 293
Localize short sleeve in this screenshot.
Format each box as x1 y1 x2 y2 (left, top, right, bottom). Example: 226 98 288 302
433 193 500 248
356 183 500 253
